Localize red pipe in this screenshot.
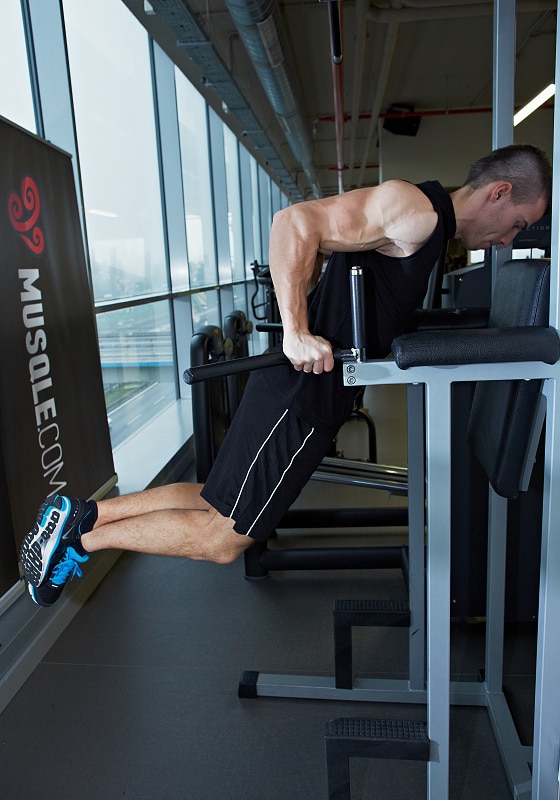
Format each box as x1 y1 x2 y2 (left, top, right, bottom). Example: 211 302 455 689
317 103 554 124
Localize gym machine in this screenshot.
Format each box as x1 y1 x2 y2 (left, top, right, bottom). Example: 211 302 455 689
185 259 560 799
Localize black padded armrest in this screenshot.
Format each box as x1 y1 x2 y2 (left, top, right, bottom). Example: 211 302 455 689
406 307 490 332
392 326 560 369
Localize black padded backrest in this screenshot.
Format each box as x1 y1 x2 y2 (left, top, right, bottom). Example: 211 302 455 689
190 325 230 483
467 259 550 499
223 310 251 419
191 312 254 480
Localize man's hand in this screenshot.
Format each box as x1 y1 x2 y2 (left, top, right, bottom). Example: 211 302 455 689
283 331 335 374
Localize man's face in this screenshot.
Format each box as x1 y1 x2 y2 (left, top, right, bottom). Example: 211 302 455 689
460 194 548 252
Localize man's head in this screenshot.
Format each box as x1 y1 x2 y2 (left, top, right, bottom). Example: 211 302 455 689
455 144 551 251
463 143 552 207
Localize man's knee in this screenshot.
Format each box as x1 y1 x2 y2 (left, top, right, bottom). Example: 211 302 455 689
205 513 252 564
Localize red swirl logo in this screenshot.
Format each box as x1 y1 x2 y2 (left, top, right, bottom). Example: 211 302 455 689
8 176 44 255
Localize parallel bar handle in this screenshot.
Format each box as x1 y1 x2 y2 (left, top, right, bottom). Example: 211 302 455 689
185 265 366 385
255 323 284 332
184 348 353 385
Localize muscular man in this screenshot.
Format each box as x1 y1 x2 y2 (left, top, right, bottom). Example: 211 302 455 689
20 144 551 607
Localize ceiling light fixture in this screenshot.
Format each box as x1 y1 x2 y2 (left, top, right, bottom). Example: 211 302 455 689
513 83 555 126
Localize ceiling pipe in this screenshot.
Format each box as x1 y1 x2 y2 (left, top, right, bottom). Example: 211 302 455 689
327 0 345 193
319 105 506 121
224 0 322 198
347 0 370 190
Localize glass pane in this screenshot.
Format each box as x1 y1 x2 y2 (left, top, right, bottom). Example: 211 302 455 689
250 157 262 264
0 0 35 131
191 290 220 331
223 126 245 282
259 166 272 261
271 182 282 216
63 0 168 303
176 71 217 289
239 146 256 277
232 284 247 317
97 301 176 448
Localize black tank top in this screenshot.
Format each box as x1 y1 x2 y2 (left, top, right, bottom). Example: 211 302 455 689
252 180 456 435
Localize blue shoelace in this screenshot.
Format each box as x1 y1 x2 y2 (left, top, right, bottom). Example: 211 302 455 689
50 547 89 586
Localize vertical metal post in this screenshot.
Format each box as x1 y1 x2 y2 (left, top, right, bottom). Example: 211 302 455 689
532 378 560 799
491 0 516 277
425 376 452 799
349 266 367 361
532 7 560 797
484 490 508 691
406 383 426 692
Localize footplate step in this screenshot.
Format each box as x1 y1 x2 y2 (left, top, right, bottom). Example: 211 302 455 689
333 599 410 689
325 718 429 800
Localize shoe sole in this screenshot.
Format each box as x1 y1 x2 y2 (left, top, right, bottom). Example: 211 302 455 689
27 583 51 607
20 496 73 587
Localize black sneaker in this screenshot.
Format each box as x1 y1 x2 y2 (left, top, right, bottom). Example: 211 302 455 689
20 494 96 606
28 546 90 607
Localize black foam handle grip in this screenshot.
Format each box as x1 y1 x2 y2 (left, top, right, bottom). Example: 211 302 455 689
183 350 288 384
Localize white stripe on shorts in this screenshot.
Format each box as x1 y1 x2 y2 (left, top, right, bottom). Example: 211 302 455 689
229 408 289 521
244 423 315 537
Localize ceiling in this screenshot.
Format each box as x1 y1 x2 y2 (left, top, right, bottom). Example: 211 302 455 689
126 0 557 200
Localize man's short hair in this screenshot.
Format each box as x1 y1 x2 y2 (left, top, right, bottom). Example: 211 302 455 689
464 144 552 206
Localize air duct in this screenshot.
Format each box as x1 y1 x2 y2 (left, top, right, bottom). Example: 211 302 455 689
147 0 303 200
224 0 322 198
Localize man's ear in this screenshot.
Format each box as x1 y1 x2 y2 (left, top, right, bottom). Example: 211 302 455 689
490 181 513 201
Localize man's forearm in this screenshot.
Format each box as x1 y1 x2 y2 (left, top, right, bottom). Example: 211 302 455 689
268 207 320 336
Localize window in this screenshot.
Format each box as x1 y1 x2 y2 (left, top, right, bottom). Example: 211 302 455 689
63 0 174 446
98 302 176 447
7 0 285 460
258 166 272 261
63 0 168 303
190 288 220 331
223 126 245 283
176 71 217 290
0 0 35 131
239 145 260 275
249 155 263 266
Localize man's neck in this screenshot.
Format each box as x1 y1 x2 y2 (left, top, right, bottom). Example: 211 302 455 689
449 185 479 241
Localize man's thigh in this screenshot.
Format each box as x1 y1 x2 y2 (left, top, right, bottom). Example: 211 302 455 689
201 389 333 541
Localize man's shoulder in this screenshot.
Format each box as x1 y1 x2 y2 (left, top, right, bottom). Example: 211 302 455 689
375 179 442 209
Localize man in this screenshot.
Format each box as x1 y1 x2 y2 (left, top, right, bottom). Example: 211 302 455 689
20 144 551 607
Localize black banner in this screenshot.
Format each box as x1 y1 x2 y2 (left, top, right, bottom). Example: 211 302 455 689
0 117 116 595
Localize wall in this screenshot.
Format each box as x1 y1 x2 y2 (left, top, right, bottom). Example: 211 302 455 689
379 108 554 187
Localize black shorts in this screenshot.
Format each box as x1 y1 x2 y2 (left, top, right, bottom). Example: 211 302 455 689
200 384 334 541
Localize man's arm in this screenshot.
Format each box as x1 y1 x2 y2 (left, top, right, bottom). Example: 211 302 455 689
268 181 437 373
